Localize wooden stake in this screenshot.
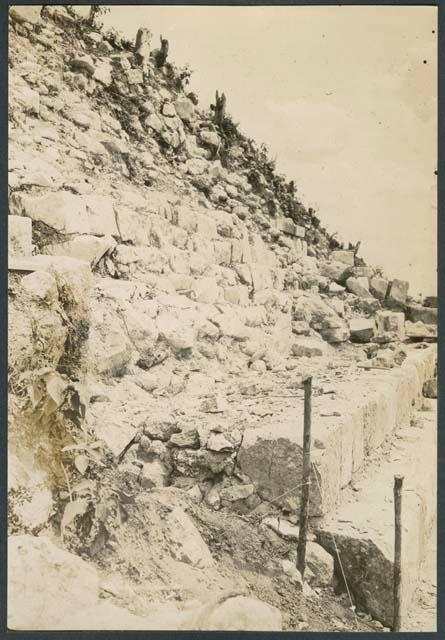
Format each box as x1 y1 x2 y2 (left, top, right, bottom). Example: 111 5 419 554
297 376 312 579
392 474 404 632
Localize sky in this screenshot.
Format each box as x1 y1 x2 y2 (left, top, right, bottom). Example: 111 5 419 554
102 6 437 296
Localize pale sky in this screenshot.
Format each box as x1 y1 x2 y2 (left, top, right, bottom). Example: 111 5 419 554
102 6 437 296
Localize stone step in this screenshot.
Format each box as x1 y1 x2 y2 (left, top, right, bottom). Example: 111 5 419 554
315 401 436 627
237 345 436 517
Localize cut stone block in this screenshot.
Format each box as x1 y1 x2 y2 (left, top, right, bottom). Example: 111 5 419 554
369 276 389 301
279 218 306 238
345 276 370 298
349 318 375 343
331 250 355 266
376 310 405 341
387 279 409 309
316 407 436 627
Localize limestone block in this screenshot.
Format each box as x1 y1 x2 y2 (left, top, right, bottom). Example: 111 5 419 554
345 276 370 298
387 278 409 309
369 276 389 301
376 310 405 341
349 318 375 343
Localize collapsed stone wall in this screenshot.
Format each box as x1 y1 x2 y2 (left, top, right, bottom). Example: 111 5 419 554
7 6 438 627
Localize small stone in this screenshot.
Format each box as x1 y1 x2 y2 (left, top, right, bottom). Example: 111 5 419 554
387 279 409 309
206 433 235 452
219 484 255 502
200 130 220 148
423 379 437 399
200 395 229 413
251 359 267 373
169 429 200 449
291 337 327 357
161 102 176 117
71 55 95 76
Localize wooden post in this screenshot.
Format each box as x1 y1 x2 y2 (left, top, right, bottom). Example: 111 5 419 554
392 474 404 632
297 376 312 579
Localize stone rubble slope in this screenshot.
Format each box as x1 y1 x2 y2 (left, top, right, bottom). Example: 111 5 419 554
7 5 438 631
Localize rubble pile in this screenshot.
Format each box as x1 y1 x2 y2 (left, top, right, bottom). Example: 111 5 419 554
7 6 437 632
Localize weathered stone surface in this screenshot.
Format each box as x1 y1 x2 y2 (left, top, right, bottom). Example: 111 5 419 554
200 130 220 148
9 77 40 114
237 419 322 513
345 276 370 298
376 310 405 341
406 304 437 326
10 6 42 24
423 296 437 308
87 405 136 457
157 312 196 352
422 378 437 398
405 320 437 339
169 429 200 449
143 413 180 441
320 261 351 284
174 97 195 121
140 460 169 488
200 395 229 413
387 278 409 309
206 433 235 452
369 277 389 301
263 516 300 540
331 250 355 266
199 595 282 631
8 215 32 257
291 337 328 357
279 218 305 238
167 506 214 568
44 234 116 267
220 484 255 502
306 542 334 587
317 405 436 626
121 305 159 359
8 535 99 630
349 318 375 343
93 63 113 86
21 270 58 304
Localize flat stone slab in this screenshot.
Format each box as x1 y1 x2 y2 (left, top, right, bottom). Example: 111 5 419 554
316 403 436 627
